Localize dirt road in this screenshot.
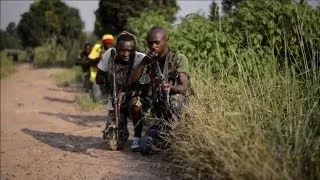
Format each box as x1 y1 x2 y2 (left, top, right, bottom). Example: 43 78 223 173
1 64 168 180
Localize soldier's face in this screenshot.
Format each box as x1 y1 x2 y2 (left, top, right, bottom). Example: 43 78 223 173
103 43 113 50
147 32 168 57
116 40 135 62
85 45 91 54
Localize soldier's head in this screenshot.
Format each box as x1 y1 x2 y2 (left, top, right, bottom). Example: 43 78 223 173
146 26 169 58
102 34 114 50
83 43 92 55
115 33 136 63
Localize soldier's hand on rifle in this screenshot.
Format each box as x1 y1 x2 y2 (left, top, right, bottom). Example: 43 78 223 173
160 82 172 92
143 51 158 65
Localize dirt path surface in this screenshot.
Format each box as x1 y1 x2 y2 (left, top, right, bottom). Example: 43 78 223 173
1 64 168 180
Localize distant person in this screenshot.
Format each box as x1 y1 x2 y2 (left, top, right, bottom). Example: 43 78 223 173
75 43 92 90
87 34 114 103
7 51 18 63
26 48 35 63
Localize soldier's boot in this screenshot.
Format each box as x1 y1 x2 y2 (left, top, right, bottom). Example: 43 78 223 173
116 116 129 150
102 113 118 151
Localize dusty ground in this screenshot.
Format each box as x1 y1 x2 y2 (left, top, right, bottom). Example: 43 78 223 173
1 64 169 180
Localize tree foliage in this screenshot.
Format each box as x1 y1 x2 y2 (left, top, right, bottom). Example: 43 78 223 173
127 8 173 52
221 0 243 13
209 1 220 21
94 0 178 37
224 0 320 70
0 22 22 50
17 0 85 48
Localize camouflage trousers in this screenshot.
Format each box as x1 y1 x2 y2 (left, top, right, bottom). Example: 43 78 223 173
151 94 187 121
103 112 129 150
140 94 187 155
103 95 140 150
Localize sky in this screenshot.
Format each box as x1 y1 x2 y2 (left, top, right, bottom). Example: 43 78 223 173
0 0 215 32
1 0 319 32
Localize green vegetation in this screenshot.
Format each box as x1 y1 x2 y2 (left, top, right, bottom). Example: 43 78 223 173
17 0 85 48
33 37 80 68
0 49 29 79
0 22 22 50
169 56 319 179
2 0 318 178
94 0 178 37
75 94 104 112
0 52 15 79
126 9 173 52
128 1 319 179
53 66 82 87
53 67 104 112
1 49 28 63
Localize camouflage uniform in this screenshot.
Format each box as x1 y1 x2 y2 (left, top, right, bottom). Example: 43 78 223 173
140 50 190 155
98 48 145 149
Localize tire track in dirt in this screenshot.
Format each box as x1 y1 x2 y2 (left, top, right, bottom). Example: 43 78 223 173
1 64 167 180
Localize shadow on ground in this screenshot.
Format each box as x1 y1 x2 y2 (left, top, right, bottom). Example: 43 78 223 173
47 87 83 93
22 128 106 156
43 96 75 104
39 112 105 127
21 128 171 178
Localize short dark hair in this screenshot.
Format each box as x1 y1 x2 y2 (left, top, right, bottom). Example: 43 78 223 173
147 26 168 40
116 33 136 47
84 43 91 48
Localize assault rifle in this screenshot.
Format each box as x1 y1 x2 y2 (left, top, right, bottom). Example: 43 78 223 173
111 49 119 141
148 52 170 109
104 49 123 151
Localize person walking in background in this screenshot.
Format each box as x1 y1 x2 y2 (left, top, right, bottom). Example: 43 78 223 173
75 43 92 91
87 34 114 103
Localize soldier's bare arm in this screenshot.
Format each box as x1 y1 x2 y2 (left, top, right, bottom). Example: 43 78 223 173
170 72 189 95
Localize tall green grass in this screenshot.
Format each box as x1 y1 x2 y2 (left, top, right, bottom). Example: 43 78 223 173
53 66 82 87
0 49 29 79
161 3 320 179
75 94 104 112
0 52 15 79
167 39 320 180
53 67 104 111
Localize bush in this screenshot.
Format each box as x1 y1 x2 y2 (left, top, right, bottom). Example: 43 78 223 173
1 49 28 63
0 52 15 79
33 37 81 68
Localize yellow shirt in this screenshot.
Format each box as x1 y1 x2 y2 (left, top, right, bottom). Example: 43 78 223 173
88 43 104 83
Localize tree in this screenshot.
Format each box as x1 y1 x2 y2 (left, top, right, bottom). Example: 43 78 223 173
221 0 243 14
126 8 173 51
0 22 22 50
94 0 179 37
222 0 320 71
220 0 299 14
209 1 220 21
6 22 17 35
17 0 85 48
